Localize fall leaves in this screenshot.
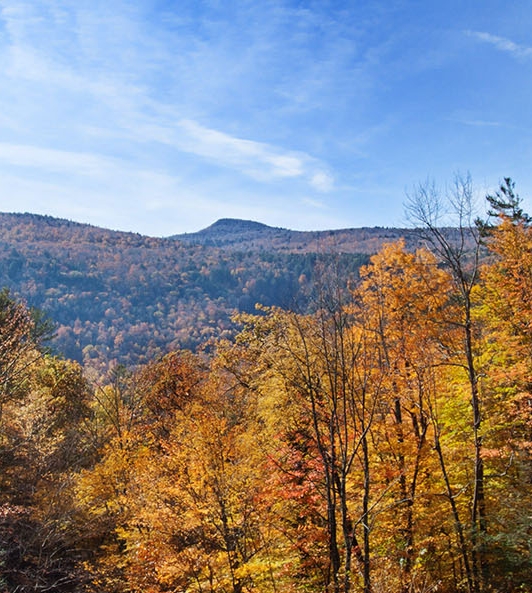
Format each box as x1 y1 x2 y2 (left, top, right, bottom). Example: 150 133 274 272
74 228 530 592
1 184 532 592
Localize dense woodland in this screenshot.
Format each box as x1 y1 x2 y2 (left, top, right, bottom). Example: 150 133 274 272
0 213 395 374
0 178 531 593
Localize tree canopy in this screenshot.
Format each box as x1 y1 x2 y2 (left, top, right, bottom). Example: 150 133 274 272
0 181 531 592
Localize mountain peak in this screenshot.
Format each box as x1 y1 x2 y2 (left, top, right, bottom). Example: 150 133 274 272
198 218 279 234
171 218 288 246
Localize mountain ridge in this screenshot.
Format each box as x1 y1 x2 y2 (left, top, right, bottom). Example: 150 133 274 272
0 211 430 373
172 216 420 252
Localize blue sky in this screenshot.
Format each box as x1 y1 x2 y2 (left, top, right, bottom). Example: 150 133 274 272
0 0 531 236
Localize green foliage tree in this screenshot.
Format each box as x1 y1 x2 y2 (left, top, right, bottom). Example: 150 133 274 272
474 179 532 589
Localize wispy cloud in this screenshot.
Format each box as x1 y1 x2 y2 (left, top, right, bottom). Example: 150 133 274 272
0 142 121 176
81 113 336 192
0 141 223 235
175 119 333 190
460 119 501 127
310 172 334 192
177 120 303 178
448 115 501 128
467 30 532 60
0 1 337 197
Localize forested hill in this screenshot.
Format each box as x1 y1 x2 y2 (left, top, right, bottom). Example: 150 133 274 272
0 212 422 373
172 216 424 252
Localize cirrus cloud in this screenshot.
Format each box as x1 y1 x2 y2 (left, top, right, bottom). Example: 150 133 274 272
466 30 532 61
175 119 334 190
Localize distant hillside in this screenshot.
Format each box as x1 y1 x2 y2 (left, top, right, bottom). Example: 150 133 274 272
172 218 290 248
2 212 476 374
173 218 425 253
1 213 398 374
176 217 278 238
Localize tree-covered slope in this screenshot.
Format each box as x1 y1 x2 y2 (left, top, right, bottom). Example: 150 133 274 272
0 213 377 372
1 180 531 593
172 216 426 252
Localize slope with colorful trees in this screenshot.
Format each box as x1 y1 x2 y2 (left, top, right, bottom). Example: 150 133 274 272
0 178 530 592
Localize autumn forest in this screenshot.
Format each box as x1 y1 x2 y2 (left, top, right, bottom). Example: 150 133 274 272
0 178 531 593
